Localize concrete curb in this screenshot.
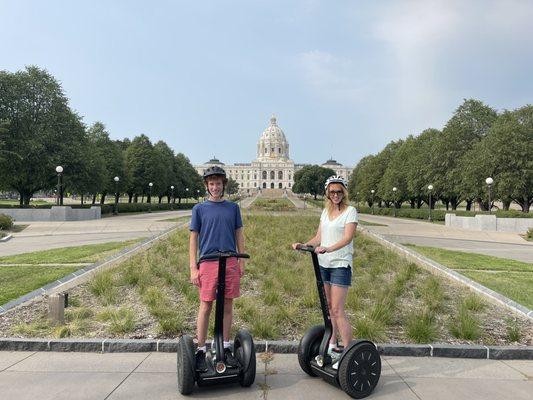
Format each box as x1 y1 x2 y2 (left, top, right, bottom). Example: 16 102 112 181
0 234 13 242
0 221 189 316
0 338 531 359
359 227 533 321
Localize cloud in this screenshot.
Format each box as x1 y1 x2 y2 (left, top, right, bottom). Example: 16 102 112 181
294 50 364 103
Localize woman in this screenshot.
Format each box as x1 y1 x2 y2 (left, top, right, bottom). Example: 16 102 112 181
292 176 358 355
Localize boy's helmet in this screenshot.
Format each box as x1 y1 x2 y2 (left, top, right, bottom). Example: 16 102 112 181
324 175 347 190
203 166 227 180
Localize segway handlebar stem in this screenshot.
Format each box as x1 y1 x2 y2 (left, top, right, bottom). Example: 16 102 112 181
295 244 315 253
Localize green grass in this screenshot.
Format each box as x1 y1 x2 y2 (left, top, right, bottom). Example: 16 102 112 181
0 265 79 304
406 244 533 308
6 214 527 345
250 198 295 211
0 240 139 264
358 220 388 227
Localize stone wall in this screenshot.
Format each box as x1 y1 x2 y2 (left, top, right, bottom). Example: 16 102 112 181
445 213 533 234
0 206 101 221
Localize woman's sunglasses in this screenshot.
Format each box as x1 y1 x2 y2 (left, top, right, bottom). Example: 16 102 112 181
329 190 344 196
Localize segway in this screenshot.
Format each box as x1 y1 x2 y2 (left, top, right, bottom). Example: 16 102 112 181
295 245 381 399
177 252 256 394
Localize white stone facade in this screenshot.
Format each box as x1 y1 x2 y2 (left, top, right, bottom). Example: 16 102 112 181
194 116 352 193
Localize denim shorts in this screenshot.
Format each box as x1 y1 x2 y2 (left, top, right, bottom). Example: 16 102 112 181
319 266 352 287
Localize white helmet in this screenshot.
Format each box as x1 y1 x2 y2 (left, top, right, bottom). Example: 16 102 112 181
324 175 347 190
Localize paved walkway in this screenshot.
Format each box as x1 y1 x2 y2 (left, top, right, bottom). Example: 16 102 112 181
359 214 533 263
0 352 531 399
0 210 191 257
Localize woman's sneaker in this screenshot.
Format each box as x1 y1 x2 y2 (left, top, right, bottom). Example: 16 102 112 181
224 348 239 368
195 349 208 372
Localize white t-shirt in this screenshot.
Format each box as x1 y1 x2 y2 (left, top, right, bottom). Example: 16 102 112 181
318 206 358 268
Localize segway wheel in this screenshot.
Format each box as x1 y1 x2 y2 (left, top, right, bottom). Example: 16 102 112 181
177 335 196 395
234 329 256 387
338 341 381 399
297 325 325 377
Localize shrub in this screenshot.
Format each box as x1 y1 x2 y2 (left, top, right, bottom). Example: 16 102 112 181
527 228 533 240
450 307 480 340
406 309 437 343
506 319 522 342
0 214 13 230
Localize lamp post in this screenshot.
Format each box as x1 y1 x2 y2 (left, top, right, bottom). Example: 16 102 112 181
55 166 64 206
485 177 493 214
303 194 307 209
357 192 360 209
148 182 153 213
170 185 174 210
371 189 375 215
185 187 189 203
392 187 397 217
114 176 120 215
197 189 200 203
427 184 433 222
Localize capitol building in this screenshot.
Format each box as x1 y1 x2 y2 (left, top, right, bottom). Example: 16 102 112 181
194 116 352 193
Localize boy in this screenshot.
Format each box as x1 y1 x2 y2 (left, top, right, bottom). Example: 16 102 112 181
189 166 245 371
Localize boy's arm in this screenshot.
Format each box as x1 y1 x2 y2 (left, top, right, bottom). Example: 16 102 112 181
236 227 245 276
189 231 200 286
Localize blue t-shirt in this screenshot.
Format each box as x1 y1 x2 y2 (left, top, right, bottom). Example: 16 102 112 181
189 199 243 257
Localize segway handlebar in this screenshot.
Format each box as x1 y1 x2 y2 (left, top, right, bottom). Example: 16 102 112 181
199 252 250 263
295 244 315 253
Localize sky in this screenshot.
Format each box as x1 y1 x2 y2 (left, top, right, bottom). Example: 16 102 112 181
1 0 532 167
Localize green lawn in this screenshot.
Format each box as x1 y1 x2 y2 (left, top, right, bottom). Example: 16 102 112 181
0 265 80 304
0 240 139 264
406 245 533 308
0 240 139 306
250 198 295 211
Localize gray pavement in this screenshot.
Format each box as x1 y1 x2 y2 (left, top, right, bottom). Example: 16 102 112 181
0 210 192 257
359 214 533 263
0 352 531 400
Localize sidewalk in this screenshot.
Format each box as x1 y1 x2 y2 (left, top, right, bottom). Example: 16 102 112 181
359 214 533 263
0 352 531 399
0 210 191 257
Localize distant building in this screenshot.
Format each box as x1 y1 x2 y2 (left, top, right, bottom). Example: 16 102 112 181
195 116 352 193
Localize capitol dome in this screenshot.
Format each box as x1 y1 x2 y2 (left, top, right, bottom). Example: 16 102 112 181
256 115 290 161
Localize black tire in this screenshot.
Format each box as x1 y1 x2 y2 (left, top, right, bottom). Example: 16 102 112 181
297 325 325 377
177 335 196 395
338 342 381 399
235 330 256 387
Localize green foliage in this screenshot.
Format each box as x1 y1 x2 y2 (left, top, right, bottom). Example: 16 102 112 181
88 271 117 305
292 165 335 198
0 213 13 230
96 307 136 334
406 309 437 343
450 304 481 340
251 198 295 211
505 319 522 342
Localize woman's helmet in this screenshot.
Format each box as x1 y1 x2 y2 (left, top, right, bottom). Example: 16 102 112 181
324 175 348 190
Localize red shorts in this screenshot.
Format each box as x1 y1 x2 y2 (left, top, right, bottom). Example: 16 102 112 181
198 257 241 302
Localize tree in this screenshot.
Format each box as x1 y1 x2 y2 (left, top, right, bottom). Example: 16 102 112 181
292 165 335 199
0 66 87 205
226 178 239 195
429 99 498 209
153 141 175 203
462 106 533 212
174 153 203 203
124 134 157 202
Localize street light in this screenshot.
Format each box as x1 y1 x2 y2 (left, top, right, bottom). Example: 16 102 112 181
197 189 200 203
371 189 375 215
392 187 398 217
485 177 493 214
185 188 189 204
170 185 174 210
427 184 434 222
55 166 64 206
113 176 120 215
148 182 153 213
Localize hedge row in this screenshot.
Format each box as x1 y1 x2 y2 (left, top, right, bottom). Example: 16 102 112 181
0 202 196 214
0 214 13 230
357 206 532 219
